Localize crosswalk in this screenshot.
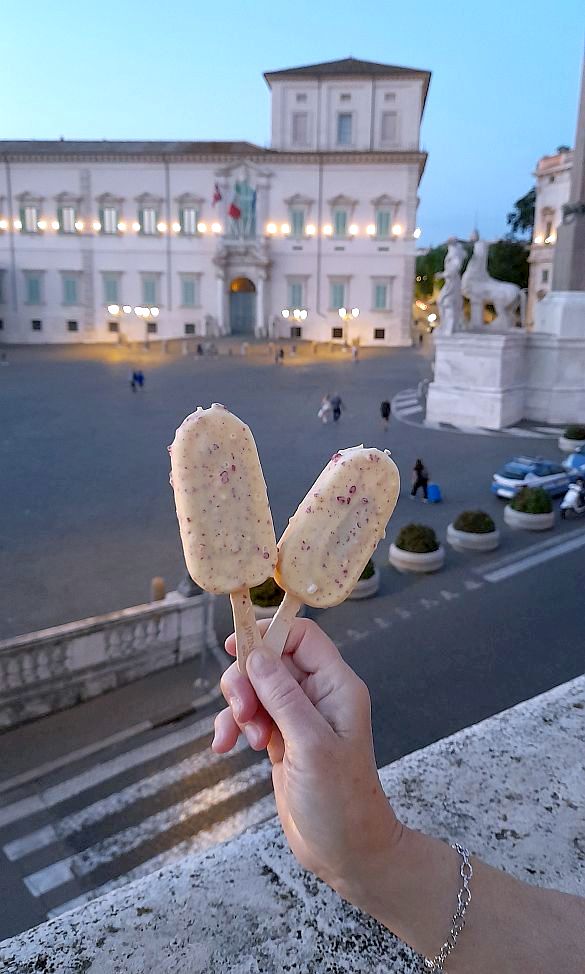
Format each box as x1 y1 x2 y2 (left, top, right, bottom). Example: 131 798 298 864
0 708 275 924
392 388 562 439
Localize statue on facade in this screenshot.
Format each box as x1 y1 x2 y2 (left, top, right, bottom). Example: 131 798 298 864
461 235 522 330
436 238 465 335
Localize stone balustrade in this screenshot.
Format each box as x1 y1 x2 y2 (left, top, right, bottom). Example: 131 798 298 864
0 591 216 730
1 675 583 972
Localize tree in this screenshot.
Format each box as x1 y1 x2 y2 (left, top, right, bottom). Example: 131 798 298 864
487 240 529 290
506 188 535 239
415 245 447 298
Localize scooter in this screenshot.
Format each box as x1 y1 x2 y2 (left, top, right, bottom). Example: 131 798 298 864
560 482 585 518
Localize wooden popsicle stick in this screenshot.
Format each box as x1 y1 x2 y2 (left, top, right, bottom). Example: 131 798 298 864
230 589 265 675
262 592 304 657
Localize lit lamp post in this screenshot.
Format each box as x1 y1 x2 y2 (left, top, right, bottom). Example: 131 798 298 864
338 306 359 344
281 307 308 335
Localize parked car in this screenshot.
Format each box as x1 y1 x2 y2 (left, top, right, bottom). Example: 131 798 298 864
562 444 585 476
491 457 573 499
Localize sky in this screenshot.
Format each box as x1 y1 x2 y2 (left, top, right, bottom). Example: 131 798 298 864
1 0 583 245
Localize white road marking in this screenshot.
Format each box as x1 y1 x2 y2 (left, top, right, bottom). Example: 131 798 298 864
0 714 216 829
419 598 439 610
398 405 423 416
477 528 585 577
464 579 483 591
395 608 411 620
440 590 460 601
47 793 277 919
374 617 391 629
24 761 270 896
346 629 370 641
483 533 585 583
3 738 248 862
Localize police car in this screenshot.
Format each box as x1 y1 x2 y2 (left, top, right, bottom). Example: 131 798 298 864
562 444 585 476
491 457 573 499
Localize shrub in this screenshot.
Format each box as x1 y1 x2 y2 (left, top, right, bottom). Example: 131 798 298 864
453 510 496 534
564 424 585 441
395 523 439 553
510 486 552 515
358 558 376 581
250 577 285 607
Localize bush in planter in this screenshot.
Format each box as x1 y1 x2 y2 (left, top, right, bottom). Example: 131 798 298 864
510 486 552 515
358 558 376 581
250 577 285 608
563 424 585 441
453 510 496 534
395 523 439 553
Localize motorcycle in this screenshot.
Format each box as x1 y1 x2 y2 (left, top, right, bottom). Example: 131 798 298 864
560 482 585 518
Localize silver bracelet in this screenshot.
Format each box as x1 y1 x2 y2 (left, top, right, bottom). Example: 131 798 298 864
423 843 473 972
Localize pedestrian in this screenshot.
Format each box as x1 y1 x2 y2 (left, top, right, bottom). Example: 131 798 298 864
380 400 391 430
129 369 137 392
318 394 333 424
136 369 145 389
330 392 344 422
419 331 424 346
411 458 429 501
196 343 204 357
278 347 285 363
214 619 585 974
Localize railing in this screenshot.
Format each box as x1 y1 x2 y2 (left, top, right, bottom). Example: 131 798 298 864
0 591 216 730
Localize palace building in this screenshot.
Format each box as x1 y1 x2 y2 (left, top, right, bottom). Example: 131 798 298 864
526 147 573 326
0 57 430 346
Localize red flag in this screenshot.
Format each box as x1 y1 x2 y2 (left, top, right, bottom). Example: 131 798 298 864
212 183 222 205
228 199 241 220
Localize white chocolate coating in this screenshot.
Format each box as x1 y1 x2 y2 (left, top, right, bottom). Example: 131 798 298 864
275 446 400 608
170 404 277 594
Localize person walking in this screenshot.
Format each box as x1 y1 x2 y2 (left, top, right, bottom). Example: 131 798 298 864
129 369 137 392
380 400 391 430
318 394 333 424
411 458 429 500
330 392 344 422
136 369 145 389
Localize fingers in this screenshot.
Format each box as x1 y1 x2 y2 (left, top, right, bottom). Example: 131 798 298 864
212 707 240 753
220 661 260 725
246 647 331 746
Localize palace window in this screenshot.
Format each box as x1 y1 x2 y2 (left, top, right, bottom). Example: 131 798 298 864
296 93 307 103
290 326 302 338
147 321 157 334
21 205 39 233
384 91 396 102
59 206 77 234
374 328 386 340
140 207 158 235
375 209 391 237
142 274 158 305
180 207 199 235
290 208 306 237
62 273 81 305
372 278 393 311
291 112 308 146
67 320 79 332
180 274 200 307
184 322 196 335
329 280 346 310
102 273 121 304
108 321 119 333
331 326 343 339
24 271 43 304
336 113 353 146
333 209 348 237
380 111 398 144
31 319 42 330
100 206 119 234
288 280 304 308
340 93 351 102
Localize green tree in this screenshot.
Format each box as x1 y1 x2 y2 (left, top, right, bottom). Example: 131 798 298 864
506 188 535 239
487 240 529 289
415 245 446 298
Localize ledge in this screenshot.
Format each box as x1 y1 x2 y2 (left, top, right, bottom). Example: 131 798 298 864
1 676 584 973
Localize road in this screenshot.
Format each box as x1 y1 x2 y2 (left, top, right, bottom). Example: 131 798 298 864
0 339 583 941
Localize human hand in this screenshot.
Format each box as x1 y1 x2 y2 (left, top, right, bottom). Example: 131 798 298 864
213 619 402 906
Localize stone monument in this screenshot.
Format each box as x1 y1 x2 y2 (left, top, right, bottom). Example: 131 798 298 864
461 234 522 331
436 238 466 335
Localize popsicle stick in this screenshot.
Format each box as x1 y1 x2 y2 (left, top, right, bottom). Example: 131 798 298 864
262 592 304 657
230 589 265 674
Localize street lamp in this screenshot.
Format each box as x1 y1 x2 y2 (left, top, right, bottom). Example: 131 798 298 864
281 308 308 321
338 307 360 321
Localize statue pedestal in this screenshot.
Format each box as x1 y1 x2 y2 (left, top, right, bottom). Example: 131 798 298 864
525 291 585 423
426 332 526 430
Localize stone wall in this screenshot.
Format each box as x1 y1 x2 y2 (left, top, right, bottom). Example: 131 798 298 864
0 591 216 730
1 675 583 973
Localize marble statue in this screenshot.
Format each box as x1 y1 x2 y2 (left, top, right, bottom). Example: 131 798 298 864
436 238 466 334
461 236 522 330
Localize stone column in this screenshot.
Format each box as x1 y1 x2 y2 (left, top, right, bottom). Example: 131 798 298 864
216 275 226 334
256 274 265 337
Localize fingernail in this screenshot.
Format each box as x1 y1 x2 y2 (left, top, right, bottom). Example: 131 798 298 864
248 649 278 677
244 723 261 748
229 695 243 720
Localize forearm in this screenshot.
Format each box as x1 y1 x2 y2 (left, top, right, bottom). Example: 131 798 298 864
337 823 585 973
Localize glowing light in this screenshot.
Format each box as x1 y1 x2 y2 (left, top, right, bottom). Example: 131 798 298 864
392 223 403 236
134 306 146 317
534 234 544 244
157 222 167 233
428 313 437 322
51 220 60 230
348 223 359 236
266 222 277 234
351 307 360 318
413 227 422 239
150 307 159 317
339 307 347 317
544 233 556 244
281 309 290 318
37 220 47 230
171 221 181 232
132 221 141 232
300 309 308 320
75 220 84 231
211 222 222 233
107 304 120 315
13 219 22 230
366 224 375 235
117 221 127 232
306 224 316 236
281 223 290 235
293 308 301 318
92 220 101 231
197 222 207 233
323 224 333 236
415 300 428 311
122 305 132 314
0 219 8 230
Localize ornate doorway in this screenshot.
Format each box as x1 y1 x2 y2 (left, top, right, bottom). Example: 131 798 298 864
229 277 256 334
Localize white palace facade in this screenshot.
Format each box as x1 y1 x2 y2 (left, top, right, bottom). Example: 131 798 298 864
526 147 573 326
0 57 430 347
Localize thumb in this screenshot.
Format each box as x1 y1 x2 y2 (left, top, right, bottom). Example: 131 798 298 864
246 648 325 744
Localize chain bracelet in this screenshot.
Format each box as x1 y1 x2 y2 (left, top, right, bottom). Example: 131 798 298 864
423 843 473 973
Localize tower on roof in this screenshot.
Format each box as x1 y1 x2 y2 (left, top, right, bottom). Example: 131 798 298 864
264 57 431 153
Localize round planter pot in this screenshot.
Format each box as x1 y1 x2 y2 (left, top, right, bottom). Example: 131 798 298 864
389 543 445 573
447 523 500 552
504 506 554 531
559 436 585 453
253 603 306 621
348 566 380 600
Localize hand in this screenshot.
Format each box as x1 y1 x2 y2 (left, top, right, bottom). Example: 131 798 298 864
213 619 402 905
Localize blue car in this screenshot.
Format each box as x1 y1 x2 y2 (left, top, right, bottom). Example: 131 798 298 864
491 456 573 499
562 445 585 476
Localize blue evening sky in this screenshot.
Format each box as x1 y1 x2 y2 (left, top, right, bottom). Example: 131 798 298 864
1 0 582 244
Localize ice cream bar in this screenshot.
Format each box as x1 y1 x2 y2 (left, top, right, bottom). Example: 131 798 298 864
263 446 400 654
170 403 277 672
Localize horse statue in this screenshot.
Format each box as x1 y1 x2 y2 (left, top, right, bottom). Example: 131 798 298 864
461 237 522 330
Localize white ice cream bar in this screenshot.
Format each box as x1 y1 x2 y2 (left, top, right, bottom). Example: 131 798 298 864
275 446 400 608
170 403 277 594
